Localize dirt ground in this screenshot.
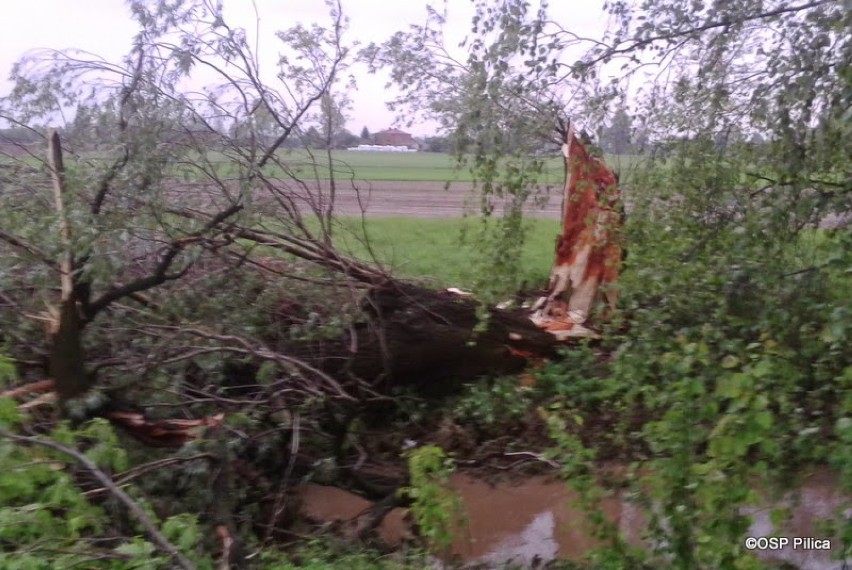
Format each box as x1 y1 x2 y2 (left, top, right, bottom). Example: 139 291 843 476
270 179 565 219
179 177 849 224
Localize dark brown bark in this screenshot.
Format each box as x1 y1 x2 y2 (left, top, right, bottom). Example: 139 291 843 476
286 283 562 397
48 299 89 401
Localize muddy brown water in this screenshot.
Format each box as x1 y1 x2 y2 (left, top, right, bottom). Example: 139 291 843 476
299 470 850 569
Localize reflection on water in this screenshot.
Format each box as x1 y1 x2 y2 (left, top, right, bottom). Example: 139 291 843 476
299 469 850 569
447 474 623 565
743 469 851 570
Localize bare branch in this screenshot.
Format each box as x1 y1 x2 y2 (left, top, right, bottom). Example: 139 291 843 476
48 130 74 300
169 207 388 286
0 228 57 269
83 453 214 498
147 325 356 401
86 203 243 320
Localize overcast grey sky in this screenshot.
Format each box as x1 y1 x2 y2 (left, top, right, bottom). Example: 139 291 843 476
0 0 608 136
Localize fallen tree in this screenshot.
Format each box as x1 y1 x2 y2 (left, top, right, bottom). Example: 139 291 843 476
167 208 564 398
4 122 623 426
0 0 619 557
1 0 627 421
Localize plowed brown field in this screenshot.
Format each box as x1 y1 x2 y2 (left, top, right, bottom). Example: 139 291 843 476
275 179 564 218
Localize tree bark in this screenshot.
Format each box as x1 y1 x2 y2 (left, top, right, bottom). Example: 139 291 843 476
284 283 562 397
47 130 91 401
172 203 569 396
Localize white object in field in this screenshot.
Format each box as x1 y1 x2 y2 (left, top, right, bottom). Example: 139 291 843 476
346 144 415 152
446 287 474 297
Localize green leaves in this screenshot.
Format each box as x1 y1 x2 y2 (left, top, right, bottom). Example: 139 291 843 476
452 376 531 432
535 192 848 568
114 540 160 567
0 355 16 389
0 413 215 569
401 445 463 556
0 398 23 430
161 513 203 556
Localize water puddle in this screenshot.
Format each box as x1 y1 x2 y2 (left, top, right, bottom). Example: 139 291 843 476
298 484 409 545
447 474 623 566
298 469 850 569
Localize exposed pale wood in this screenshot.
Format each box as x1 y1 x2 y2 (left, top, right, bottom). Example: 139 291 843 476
0 379 54 399
49 130 74 300
530 124 624 339
19 392 57 410
46 130 91 401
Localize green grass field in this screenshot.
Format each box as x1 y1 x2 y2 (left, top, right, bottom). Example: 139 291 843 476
280 150 479 182
203 150 640 184
318 218 849 298
253 150 564 183
276 150 640 183
5 146 638 184
329 216 560 290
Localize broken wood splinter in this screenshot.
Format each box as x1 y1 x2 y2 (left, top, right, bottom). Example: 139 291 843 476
530 121 623 340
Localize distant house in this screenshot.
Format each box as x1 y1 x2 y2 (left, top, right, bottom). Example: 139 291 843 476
374 128 418 149
160 127 225 149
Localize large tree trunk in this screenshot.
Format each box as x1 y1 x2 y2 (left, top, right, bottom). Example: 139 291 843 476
285 283 562 397
48 299 88 401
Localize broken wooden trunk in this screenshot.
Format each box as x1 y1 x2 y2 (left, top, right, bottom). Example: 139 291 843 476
530 122 625 339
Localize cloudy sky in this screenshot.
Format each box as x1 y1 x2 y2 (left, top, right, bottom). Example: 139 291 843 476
0 0 608 136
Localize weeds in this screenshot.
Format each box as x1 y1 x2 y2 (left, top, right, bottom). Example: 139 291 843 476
401 445 464 558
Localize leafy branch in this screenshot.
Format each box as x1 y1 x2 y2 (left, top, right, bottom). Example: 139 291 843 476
0 428 197 570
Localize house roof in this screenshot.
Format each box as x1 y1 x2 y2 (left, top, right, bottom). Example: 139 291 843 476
376 128 411 136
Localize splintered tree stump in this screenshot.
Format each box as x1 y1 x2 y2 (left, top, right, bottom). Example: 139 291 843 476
530 122 624 339
47 130 92 402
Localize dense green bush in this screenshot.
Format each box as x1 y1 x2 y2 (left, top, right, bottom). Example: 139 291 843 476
0 391 211 568
533 150 852 567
